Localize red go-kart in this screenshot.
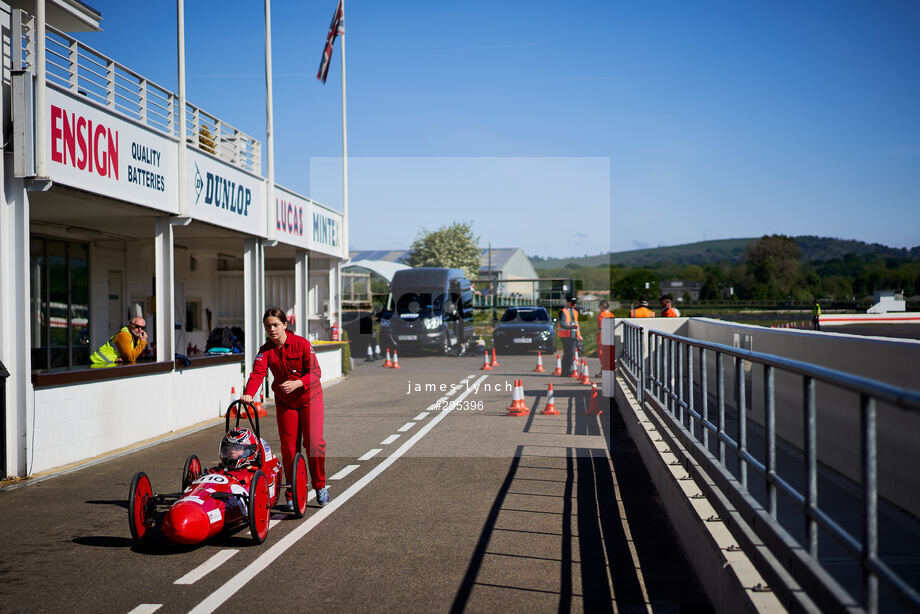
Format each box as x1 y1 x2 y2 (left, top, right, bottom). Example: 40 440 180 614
128 400 308 545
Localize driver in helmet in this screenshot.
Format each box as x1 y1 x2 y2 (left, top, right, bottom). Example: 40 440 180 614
220 428 260 471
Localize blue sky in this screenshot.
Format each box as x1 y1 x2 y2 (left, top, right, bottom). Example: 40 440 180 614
77 1 919 258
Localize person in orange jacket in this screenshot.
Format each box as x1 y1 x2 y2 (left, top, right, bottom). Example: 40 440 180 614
630 298 655 318
660 297 680 317
596 300 614 376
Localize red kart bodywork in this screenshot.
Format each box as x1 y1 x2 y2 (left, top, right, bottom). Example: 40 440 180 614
161 440 281 544
128 400 308 547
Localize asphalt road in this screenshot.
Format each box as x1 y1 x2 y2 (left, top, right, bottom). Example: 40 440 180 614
0 352 712 613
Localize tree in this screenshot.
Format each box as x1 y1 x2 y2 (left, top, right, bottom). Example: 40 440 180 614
406 222 481 280
743 235 803 299
612 269 659 301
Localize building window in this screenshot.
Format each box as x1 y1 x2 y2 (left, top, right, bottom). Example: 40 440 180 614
30 237 90 370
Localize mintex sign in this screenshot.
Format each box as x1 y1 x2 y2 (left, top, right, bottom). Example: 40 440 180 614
188 149 265 236
46 88 177 213
312 208 342 256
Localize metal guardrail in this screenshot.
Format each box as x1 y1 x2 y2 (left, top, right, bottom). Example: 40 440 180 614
14 10 261 174
619 321 920 614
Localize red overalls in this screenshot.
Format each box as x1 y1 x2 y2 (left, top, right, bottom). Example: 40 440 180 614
244 332 325 491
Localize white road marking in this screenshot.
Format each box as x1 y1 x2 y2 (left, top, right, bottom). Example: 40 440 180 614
380 434 400 445
128 604 162 613
174 550 239 585
445 386 457 396
358 448 382 461
188 374 489 614
426 403 439 411
397 422 415 432
436 396 449 405
414 412 429 421
329 464 360 480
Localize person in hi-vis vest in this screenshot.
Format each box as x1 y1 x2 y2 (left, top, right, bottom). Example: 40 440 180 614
90 317 148 367
557 297 581 376
630 298 655 318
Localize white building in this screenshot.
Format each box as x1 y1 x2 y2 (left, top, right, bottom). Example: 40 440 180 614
0 2 347 480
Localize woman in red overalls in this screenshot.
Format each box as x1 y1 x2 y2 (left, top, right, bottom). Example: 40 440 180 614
241 308 328 507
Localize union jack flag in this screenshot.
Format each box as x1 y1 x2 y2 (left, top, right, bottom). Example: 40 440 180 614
317 0 345 84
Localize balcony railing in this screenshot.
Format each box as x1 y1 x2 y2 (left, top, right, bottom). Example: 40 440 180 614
14 10 261 174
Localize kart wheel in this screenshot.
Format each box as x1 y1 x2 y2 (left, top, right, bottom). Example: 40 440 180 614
290 453 308 518
248 470 270 544
128 471 153 543
181 454 202 492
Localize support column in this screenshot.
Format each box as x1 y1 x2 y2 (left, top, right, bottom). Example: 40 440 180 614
294 249 308 337
0 178 32 478
154 217 175 363
328 260 337 340
243 238 265 371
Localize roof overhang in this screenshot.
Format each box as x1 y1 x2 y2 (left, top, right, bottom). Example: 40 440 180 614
10 0 102 32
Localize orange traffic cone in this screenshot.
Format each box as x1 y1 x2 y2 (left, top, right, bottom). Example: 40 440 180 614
481 348 493 370
391 351 401 369
574 347 580 364
570 357 580 379
540 383 559 415
552 354 562 376
585 383 602 415
382 349 393 368
533 351 546 373
491 347 500 368
507 379 529 416
253 400 267 418
581 360 591 385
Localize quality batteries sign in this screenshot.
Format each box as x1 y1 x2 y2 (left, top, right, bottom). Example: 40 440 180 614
45 88 177 213
187 149 265 236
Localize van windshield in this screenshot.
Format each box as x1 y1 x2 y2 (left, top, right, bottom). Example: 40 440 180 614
395 290 445 316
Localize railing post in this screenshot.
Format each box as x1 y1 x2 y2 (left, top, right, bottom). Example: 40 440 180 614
639 326 647 405
139 79 147 123
765 365 776 518
717 351 725 466
167 95 175 136
737 357 747 489
861 394 878 614
701 347 709 449
677 339 684 425
68 39 78 92
106 59 115 108
192 107 200 146
686 342 694 437
804 376 818 558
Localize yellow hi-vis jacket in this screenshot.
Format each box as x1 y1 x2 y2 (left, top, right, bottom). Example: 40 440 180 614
90 326 145 366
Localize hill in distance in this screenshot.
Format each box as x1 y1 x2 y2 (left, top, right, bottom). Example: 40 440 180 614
532 236 920 270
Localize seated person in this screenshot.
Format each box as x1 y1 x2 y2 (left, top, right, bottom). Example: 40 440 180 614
90 317 148 366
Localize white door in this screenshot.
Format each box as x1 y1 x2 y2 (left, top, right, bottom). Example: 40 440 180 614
107 270 124 331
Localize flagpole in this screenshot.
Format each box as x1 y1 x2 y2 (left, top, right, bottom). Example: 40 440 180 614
339 0 348 326
265 0 275 240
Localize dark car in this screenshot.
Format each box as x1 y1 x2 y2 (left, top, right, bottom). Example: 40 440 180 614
491 306 555 354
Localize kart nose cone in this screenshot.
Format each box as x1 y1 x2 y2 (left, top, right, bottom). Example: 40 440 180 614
163 501 211 544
